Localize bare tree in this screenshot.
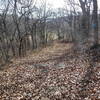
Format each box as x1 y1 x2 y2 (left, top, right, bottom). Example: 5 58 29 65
0 0 10 63
92 0 98 45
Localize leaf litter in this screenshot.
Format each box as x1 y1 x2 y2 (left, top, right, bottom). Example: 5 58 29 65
0 42 100 100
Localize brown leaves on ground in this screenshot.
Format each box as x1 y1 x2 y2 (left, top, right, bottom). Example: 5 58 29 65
0 42 100 100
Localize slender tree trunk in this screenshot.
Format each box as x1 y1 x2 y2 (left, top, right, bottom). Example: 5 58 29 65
79 0 91 42
93 0 98 45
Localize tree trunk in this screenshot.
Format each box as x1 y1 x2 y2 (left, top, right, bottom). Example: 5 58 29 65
92 0 98 45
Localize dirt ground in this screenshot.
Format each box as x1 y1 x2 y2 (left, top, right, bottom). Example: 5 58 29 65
0 41 100 100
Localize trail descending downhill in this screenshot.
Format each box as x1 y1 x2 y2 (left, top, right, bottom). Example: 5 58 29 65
0 42 100 100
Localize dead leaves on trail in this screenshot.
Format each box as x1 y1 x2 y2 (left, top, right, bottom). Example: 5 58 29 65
0 42 100 100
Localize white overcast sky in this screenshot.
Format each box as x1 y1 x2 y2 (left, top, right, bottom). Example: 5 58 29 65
48 0 100 9
48 0 65 8
0 0 100 12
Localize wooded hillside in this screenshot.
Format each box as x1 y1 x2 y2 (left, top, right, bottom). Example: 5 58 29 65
0 0 100 100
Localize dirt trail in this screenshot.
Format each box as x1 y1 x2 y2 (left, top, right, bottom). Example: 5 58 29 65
8 42 73 68
0 42 100 100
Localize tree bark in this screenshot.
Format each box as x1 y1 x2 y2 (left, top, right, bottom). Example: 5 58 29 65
92 0 98 45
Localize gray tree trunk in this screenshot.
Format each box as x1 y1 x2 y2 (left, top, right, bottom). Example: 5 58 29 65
92 0 98 45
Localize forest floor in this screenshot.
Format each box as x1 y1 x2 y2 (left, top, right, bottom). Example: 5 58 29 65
0 41 100 100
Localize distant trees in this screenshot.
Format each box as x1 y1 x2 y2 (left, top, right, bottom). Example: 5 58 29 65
0 0 53 64
64 0 99 45
79 0 99 45
0 0 10 63
0 0 99 65
52 9 64 40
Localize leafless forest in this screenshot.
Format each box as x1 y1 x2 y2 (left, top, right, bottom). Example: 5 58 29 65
0 0 100 100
